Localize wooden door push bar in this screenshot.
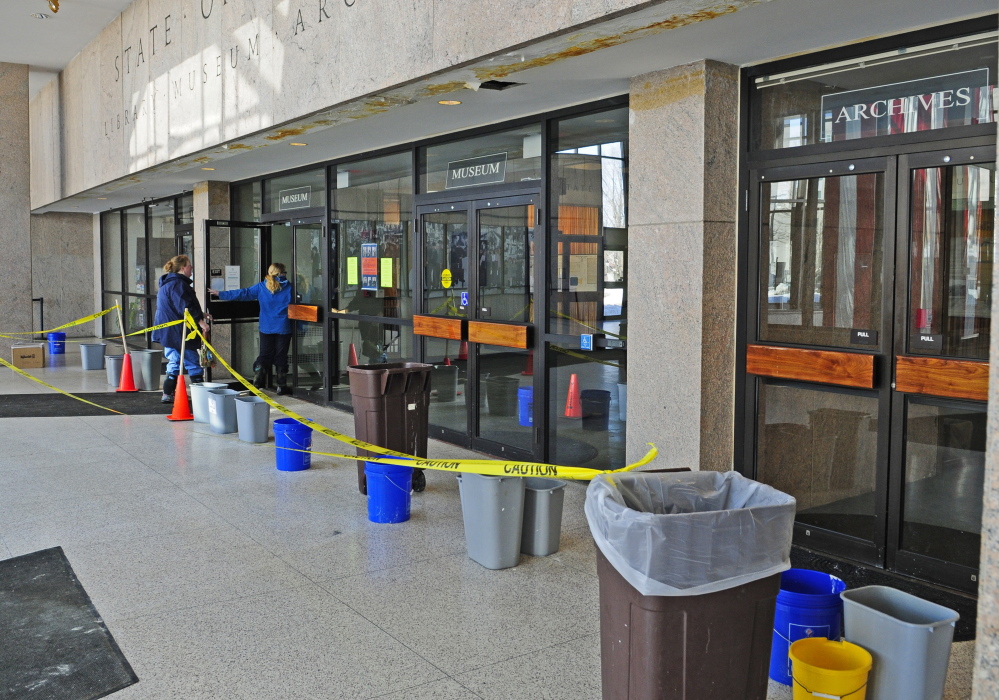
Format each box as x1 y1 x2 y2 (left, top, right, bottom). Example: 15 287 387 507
413 315 531 349
895 356 988 402
745 344 875 389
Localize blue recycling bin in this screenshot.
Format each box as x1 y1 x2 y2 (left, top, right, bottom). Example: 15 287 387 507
769 568 847 685
47 332 66 355
518 386 533 427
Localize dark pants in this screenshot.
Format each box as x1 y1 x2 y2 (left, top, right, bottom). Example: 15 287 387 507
256 333 291 373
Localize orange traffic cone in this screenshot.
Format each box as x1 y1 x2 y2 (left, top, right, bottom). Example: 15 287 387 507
444 357 452 366
521 349 534 376
348 343 359 367
116 353 140 392
564 373 582 418
458 341 468 361
167 374 194 421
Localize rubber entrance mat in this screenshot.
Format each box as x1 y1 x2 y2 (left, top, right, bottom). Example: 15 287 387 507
0 392 172 418
0 547 138 699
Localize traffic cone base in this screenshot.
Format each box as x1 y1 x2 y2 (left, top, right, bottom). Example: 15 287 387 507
564 373 582 418
521 349 534 376
348 343 359 367
116 353 140 392
167 375 194 421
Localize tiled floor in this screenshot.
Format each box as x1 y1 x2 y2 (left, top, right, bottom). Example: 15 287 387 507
0 344 976 699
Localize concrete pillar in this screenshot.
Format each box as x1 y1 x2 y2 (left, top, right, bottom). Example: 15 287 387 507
30 213 95 336
193 181 230 376
0 64 33 351
626 60 740 471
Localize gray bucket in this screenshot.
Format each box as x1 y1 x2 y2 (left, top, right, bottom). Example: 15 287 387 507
842 586 959 700
137 349 163 391
80 343 107 370
105 355 124 386
207 388 240 434
521 478 566 557
235 395 270 443
190 382 227 423
129 352 143 389
457 472 525 570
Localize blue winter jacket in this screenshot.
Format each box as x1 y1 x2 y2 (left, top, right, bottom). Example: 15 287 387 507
151 272 205 350
217 277 292 335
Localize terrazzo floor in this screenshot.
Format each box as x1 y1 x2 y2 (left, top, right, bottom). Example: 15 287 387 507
0 342 976 698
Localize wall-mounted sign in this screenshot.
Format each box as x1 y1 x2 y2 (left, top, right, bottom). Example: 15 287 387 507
911 333 943 352
445 152 508 189
460 291 469 307
278 186 312 211
580 334 593 351
361 243 378 291
441 269 452 289
850 329 878 346
821 69 990 133
225 265 240 291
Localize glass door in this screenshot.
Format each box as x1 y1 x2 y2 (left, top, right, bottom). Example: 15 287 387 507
419 193 539 459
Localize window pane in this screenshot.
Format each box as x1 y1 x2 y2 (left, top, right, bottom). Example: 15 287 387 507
422 211 468 318
478 204 533 323
101 212 122 292
909 163 995 359
265 168 325 214
330 319 415 407
333 153 413 318
124 295 149 336
760 173 884 348
125 207 147 295
102 293 122 337
231 181 262 222
149 200 177 279
756 380 879 542
420 125 541 194
902 399 985 569
177 194 194 225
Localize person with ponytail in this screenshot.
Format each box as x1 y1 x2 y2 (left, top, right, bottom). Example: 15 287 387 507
210 263 294 395
152 255 210 403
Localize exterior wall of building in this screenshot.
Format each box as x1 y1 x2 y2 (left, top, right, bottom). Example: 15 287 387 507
30 213 97 336
626 59 739 470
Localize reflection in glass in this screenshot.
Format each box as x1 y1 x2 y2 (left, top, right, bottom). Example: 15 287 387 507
149 200 177 284
424 336 467 436
292 224 324 392
478 343 532 453
760 173 883 347
231 182 262 222
101 212 122 292
125 206 147 295
125 296 147 335
423 211 468 317
757 380 879 541
177 194 194 225
901 399 985 569
478 205 532 323
103 294 122 337
331 320 415 407
334 153 413 318
909 163 995 359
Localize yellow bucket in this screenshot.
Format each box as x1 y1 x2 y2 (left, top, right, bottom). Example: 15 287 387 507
790 637 873 700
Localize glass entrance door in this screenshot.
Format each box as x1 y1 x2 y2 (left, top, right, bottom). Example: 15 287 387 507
747 148 993 592
419 194 539 459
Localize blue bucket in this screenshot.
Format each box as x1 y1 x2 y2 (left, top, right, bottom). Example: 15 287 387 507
273 418 313 471
365 459 413 524
769 568 847 685
47 332 66 355
518 386 533 427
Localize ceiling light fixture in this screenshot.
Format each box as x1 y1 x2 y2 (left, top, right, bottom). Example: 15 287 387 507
97 197 107 200
438 100 461 106
290 142 307 146
48 0 60 12
31 12 50 19
201 167 215 170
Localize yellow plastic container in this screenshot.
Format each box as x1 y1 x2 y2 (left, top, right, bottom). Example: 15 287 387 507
790 637 873 700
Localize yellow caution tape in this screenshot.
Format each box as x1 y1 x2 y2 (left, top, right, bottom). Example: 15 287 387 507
184 310 657 478
0 355 123 415
550 344 621 369
553 310 627 341
0 308 115 336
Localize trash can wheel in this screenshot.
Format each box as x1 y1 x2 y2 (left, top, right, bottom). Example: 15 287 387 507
412 469 426 492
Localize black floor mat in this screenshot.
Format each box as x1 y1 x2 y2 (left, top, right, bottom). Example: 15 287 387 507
0 392 172 418
0 547 138 699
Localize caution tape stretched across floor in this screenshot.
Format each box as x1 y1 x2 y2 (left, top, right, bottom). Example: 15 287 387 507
183 311 658 480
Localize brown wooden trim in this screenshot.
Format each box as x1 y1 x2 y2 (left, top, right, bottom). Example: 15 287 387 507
413 315 464 341
287 304 320 323
895 355 989 401
746 344 875 389
468 321 530 349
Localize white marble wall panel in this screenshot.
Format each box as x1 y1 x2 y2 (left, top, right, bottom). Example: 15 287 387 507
173 0 224 157
222 0 277 141
99 16 126 187
122 0 155 171
273 0 343 124
29 80 60 209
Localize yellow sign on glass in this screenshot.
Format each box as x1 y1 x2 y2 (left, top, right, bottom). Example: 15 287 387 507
346 257 358 285
441 268 452 289
380 257 393 288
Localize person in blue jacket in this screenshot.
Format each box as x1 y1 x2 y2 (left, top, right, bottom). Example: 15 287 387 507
152 255 210 403
211 262 294 395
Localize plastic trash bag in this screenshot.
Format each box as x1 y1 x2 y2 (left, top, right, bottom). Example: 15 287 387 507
585 470 795 596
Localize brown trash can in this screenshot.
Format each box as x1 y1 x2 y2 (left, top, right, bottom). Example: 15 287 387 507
347 362 433 495
597 548 780 700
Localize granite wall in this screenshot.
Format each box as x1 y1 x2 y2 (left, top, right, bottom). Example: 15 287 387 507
30 213 97 338
626 60 739 471
194 180 232 378
0 64 34 353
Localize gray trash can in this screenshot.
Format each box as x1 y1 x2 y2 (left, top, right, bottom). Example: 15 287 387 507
80 343 106 370
207 388 239 434
457 472 526 569
105 355 124 386
521 478 566 556
841 585 959 700
235 395 270 443
190 382 227 423
137 349 163 391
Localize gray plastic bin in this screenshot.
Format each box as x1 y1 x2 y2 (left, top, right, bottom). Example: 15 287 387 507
521 478 566 556
842 585 959 700
235 395 270 443
137 349 163 391
207 388 239 434
190 382 227 423
80 343 106 370
457 473 526 570
105 355 124 386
